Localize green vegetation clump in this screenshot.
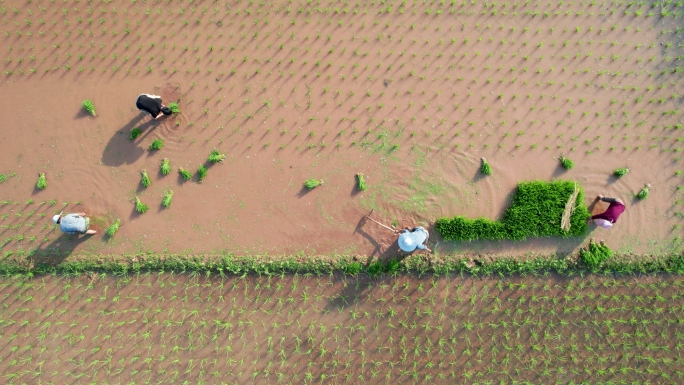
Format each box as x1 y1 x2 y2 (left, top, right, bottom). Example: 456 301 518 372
613 167 629 178
480 157 492 176
179 168 192 181
580 240 613 270
160 158 171 175
0 174 6 183
129 128 142 140
208 149 225 163
436 180 590 241
304 179 324 190
356 173 366 191
636 183 650 200
167 102 180 113
162 190 174 208
148 139 164 151
197 165 208 183
82 100 96 116
140 170 151 188
105 219 121 237
559 156 574 170
35 173 47 190
135 197 148 214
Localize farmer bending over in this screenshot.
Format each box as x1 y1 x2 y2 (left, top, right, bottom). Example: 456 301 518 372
396 227 432 253
589 195 625 229
136 94 172 120
53 212 97 235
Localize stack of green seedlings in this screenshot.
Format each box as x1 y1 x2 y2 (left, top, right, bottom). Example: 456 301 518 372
356 173 366 191
579 239 614 270
305 178 324 190
614 167 629 178
636 183 650 200
82 100 96 116
480 158 492 176
558 156 574 170
35 173 47 190
105 219 121 237
148 139 164 151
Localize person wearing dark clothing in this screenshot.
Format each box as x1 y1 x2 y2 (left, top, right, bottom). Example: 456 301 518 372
590 195 625 229
136 94 172 119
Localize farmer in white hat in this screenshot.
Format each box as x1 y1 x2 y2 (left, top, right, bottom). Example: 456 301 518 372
52 212 97 235
396 227 432 253
589 195 625 229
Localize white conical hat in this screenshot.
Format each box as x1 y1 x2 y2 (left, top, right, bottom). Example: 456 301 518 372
398 232 417 252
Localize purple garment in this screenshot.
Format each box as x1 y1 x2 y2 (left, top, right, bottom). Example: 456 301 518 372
591 202 625 223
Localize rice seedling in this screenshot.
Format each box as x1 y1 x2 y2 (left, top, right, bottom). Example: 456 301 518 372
0 174 6 183
140 170 151 188
82 99 96 116
613 167 629 178
558 156 574 170
35 173 47 189
167 102 180 113
105 219 121 237
134 197 148 214
480 158 492 175
636 183 650 200
179 168 192 181
208 149 225 163
580 239 613 270
356 173 366 191
197 165 208 183
304 179 324 190
160 158 171 175
148 139 164 151
162 190 174 208
129 128 142 140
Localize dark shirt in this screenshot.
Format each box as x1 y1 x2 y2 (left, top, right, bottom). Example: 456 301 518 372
591 202 625 223
136 94 162 117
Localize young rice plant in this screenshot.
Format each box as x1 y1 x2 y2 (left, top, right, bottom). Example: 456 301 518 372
35 173 47 190
82 100 96 116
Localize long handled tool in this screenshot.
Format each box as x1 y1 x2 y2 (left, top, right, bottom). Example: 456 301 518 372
362 209 396 233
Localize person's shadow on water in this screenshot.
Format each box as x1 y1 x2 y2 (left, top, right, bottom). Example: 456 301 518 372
101 113 160 167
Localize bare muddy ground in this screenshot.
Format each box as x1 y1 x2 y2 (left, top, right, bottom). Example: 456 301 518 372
0 0 683 259
0 273 683 384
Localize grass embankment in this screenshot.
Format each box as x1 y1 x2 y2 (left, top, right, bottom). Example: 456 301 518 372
436 180 590 242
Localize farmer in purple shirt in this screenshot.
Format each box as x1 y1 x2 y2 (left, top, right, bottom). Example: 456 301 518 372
589 195 625 229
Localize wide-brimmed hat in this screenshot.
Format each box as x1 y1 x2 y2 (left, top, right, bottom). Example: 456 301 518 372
51 211 63 224
398 232 418 252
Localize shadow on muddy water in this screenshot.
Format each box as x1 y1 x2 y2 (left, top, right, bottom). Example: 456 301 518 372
28 233 92 267
101 113 160 167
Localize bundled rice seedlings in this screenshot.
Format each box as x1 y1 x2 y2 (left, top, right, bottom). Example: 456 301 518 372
140 170 151 188
162 190 174 208
480 158 492 176
357 173 367 191
135 197 148 214
36 173 47 189
148 139 164 151
560 183 579 232
614 167 629 178
179 168 192 181
208 149 226 163
168 102 180 113
105 219 121 237
636 183 650 200
0 174 6 183
82 99 96 116
160 158 171 175
305 179 324 190
129 127 142 140
197 165 208 183
559 156 574 170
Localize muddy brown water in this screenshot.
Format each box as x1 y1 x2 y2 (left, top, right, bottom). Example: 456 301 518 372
0 0 683 260
0 273 683 384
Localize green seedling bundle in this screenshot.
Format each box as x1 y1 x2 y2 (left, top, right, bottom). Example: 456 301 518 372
167 102 181 113
305 179 323 190
135 196 148 213
35 173 47 189
637 183 650 200
140 170 151 188
82 99 96 116
356 173 366 191
148 139 164 151
162 190 174 208
480 157 492 176
559 156 574 170
614 168 629 178
178 168 192 181
208 149 226 163
129 127 142 140
105 219 120 237
197 165 208 182
160 158 171 175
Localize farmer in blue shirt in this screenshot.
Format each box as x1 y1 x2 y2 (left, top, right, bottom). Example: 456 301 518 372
396 227 432 253
52 212 97 235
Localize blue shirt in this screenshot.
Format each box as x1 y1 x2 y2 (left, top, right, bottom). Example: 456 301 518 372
59 214 87 234
398 227 429 252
